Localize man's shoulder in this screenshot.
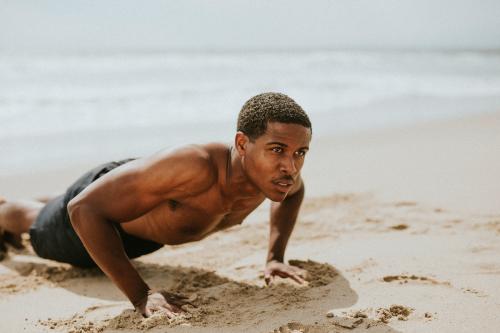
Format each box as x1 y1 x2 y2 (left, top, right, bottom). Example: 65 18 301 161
155 142 229 168
141 142 229 190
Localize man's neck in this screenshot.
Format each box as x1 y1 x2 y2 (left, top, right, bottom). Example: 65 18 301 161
224 145 263 200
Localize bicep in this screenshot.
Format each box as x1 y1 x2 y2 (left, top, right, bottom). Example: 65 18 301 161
73 165 159 222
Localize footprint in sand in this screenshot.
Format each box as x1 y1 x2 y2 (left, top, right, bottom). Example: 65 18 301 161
382 274 450 286
390 224 409 230
394 201 417 207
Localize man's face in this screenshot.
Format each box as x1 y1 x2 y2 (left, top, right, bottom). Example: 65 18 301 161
238 122 312 202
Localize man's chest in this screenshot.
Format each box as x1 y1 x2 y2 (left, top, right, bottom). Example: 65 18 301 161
124 190 264 244
162 194 264 235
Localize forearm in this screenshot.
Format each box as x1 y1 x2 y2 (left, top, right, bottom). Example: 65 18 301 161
68 202 149 306
267 183 304 263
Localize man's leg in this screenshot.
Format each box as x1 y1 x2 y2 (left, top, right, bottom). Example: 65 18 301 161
0 197 44 254
36 194 61 204
0 197 43 235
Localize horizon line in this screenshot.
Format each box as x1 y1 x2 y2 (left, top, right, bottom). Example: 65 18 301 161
2 46 500 56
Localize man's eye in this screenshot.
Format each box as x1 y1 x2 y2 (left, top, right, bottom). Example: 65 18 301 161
272 147 283 153
295 150 306 157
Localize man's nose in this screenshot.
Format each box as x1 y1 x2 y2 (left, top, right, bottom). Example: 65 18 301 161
280 156 297 175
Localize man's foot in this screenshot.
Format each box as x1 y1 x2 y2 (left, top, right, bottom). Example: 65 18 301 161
0 197 26 260
0 233 6 260
3 231 24 249
0 197 7 260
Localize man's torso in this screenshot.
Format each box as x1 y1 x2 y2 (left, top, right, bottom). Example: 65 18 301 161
120 143 266 245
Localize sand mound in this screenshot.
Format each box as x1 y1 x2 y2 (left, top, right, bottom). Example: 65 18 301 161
39 260 343 332
376 305 413 323
288 260 338 287
326 304 415 330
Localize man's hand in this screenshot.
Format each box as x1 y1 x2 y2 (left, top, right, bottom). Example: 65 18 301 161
264 260 308 286
134 290 194 318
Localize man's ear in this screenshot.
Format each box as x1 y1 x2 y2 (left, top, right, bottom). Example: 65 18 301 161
235 131 249 156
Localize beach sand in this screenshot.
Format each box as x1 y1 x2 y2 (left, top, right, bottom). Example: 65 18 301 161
1 111 499 332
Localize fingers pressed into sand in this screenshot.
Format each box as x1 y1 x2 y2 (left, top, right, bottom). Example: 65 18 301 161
157 307 178 319
275 268 307 284
293 267 308 281
142 307 152 318
288 265 308 282
264 272 275 286
289 273 306 284
146 303 178 319
159 291 193 310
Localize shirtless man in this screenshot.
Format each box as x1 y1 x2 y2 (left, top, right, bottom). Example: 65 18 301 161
0 92 312 318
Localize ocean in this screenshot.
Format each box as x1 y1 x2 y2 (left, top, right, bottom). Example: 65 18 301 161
1 50 500 175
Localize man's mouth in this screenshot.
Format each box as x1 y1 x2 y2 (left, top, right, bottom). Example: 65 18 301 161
272 179 294 191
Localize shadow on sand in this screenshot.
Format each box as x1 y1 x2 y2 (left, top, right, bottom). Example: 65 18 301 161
1 256 401 333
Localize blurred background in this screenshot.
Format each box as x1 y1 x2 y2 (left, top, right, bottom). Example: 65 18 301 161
1 0 500 204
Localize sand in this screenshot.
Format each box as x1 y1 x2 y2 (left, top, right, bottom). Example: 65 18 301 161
1 111 500 332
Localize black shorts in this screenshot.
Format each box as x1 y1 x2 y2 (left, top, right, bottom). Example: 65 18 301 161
29 159 163 268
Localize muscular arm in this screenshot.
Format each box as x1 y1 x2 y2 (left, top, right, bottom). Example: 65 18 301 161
267 178 305 264
264 178 307 285
67 146 215 309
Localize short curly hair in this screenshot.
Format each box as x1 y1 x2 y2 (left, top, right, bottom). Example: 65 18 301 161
237 92 311 140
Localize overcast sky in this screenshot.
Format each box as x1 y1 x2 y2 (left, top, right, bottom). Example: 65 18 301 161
1 0 499 52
